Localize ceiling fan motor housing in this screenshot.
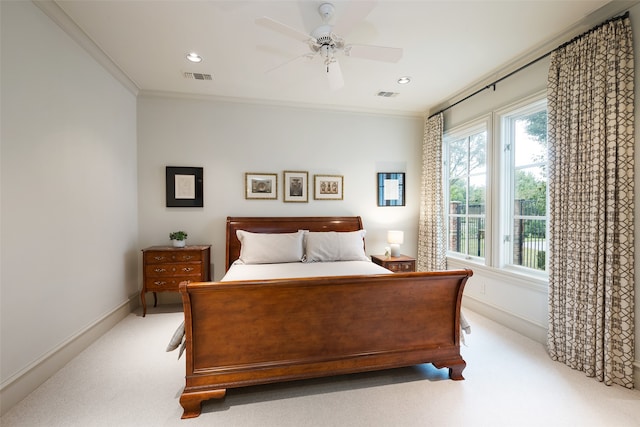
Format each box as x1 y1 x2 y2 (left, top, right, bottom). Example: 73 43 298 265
311 24 344 53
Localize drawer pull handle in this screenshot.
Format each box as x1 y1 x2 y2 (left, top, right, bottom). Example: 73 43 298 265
183 256 194 260
154 281 167 286
182 267 194 272
153 256 165 261
154 268 166 273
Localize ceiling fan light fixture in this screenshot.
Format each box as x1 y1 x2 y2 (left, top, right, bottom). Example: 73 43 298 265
397 76 411 85
186 52 203 63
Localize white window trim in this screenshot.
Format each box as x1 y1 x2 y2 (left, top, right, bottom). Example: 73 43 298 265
443 113 492 264
495 92 548 278
444 91 549 285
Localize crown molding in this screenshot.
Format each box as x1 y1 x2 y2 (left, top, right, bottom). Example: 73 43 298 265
428 0 640 116
139 90 425 119
33 0 139 96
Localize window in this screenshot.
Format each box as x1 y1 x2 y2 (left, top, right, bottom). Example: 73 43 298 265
444 119 488 260
443 95 548 276
501 99 548 272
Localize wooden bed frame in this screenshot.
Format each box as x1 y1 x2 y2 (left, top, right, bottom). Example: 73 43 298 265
178 216 472 419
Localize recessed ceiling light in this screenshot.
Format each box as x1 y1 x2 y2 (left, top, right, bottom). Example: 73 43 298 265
397 76 411 85
186 52 203 63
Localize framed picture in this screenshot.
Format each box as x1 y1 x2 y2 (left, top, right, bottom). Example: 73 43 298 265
166 166 203 207
283 171 308 202
245 173 277 199
377 172 405 206
314 174 343 200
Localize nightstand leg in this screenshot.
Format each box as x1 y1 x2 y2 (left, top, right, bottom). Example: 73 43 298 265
153 292 158 307
140 289 147 317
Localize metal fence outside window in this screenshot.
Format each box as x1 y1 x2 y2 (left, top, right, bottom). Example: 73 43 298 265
449 200 546 270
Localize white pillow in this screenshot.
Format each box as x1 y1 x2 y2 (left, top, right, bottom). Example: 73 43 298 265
304 230 369 262
166 321 185 352
236 230 304 264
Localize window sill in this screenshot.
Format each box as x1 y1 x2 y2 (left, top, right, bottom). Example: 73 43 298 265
447 257 548 293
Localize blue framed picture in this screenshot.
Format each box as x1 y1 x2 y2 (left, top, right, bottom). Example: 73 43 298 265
377 172 405 206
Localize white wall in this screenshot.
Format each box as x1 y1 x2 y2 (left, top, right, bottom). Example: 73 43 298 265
137 95 423 283
445 57 551 342
442 3 640 381
0 0 138 409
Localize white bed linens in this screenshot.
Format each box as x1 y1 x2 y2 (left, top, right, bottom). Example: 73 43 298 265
222 260 391 282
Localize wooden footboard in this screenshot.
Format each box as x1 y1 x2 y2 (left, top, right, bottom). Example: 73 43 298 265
178 269 472 419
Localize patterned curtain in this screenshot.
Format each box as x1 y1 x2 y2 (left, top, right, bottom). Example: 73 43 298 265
417 113 446 271
547 16 635 388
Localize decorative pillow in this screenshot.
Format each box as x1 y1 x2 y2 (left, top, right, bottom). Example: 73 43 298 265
304 230 368 262
166 321 185 352
237 230 304 264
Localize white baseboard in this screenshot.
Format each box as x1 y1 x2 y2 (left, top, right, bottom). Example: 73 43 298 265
463 295 640 389
0 295 137 416
462 295 548 344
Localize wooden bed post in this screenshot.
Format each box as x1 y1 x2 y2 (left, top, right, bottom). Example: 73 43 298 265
179 281 227 418
180 389 226 419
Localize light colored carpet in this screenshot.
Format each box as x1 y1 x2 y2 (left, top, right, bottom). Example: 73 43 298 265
2 306 639 426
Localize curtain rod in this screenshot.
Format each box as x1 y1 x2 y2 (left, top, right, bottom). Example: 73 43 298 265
427 11 630 119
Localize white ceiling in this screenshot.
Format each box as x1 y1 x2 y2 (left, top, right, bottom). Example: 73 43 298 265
52 0 618 116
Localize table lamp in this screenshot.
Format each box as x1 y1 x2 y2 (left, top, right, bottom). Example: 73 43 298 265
387 230 404 257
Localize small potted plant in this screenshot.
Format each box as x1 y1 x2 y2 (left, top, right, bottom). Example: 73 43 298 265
169 231 188 247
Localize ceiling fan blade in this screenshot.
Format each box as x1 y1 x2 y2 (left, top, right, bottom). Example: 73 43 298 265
346 44 403 63
255 16 312 43
331 1 377 37
326 60 344 91
265 52 315 74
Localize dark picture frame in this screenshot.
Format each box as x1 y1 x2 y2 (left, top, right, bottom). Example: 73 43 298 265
377 172 405 206
166 166 203 207
283 171 308 203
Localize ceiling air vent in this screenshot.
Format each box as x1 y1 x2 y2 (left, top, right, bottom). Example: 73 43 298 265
376 91 399 98
183 72 213 81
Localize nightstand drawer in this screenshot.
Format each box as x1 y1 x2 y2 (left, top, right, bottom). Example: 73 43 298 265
144 251 202 264
145 263 202 277
144 278 193 292
385 261 415 272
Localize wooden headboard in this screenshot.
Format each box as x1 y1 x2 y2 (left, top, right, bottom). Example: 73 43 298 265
225 216 364 271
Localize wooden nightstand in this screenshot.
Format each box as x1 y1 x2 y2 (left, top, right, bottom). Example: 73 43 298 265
141 245 211 316
371 254 416 273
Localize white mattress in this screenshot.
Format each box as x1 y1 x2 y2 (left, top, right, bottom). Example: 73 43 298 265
222 260 392 282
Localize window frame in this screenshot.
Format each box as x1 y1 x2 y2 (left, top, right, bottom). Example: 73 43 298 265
443 114 492 264
442 91 549 283
496 94 548 278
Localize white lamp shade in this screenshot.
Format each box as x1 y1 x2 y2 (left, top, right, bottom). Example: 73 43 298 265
387 230 404 245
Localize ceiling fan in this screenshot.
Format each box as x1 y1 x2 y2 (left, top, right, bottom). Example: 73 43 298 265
256 1 403 91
